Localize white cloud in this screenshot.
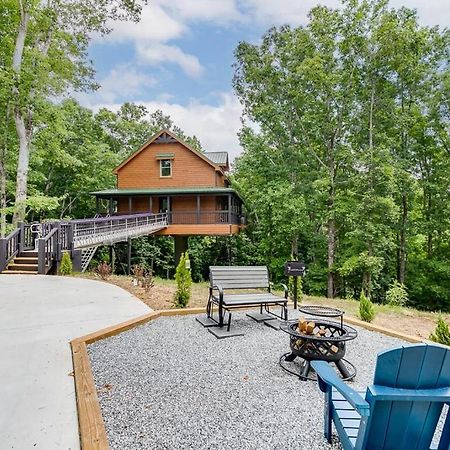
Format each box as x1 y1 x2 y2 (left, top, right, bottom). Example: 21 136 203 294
137 43 204 78
389 0 450 28
87 92 244 161
76 65 157 106
142 92 243 160
239 0 449 28
160 0 242 23
105 5 186 43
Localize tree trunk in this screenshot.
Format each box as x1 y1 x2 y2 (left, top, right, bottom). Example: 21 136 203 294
11 9 30 225
397 194 407 283
327 216 336 298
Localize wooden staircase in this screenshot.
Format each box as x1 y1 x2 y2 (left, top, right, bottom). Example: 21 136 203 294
2 251 39 274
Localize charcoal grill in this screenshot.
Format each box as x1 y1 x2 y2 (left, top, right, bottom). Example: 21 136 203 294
279 319 357 381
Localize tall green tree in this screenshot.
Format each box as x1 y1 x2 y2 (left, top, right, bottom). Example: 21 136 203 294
4 0 146 224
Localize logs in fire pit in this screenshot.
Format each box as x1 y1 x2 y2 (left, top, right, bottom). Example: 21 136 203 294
280 310 357 381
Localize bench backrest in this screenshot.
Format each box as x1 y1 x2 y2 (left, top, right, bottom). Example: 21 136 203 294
209 266 270 290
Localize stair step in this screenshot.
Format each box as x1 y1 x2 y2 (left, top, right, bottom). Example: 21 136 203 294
14 257 38 264
7 264 39 272
19 251 38 258
1 270 38 275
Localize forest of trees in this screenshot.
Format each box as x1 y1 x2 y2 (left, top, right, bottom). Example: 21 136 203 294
1 1 449 311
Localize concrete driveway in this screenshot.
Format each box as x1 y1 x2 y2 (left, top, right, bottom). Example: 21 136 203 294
0 275 151 449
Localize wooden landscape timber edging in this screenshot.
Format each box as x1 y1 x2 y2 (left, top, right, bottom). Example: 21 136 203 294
70 304 428 449
70 307 205 450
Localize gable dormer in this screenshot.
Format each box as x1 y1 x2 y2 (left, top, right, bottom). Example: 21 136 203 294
113 129 228 189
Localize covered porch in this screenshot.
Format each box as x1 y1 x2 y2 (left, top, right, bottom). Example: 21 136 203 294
91 187 245 235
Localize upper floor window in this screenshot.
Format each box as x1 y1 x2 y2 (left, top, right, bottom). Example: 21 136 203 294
160 159 172 177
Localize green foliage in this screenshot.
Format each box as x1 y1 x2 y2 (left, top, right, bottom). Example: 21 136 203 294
174 252 192 308
429 317 450 346
385 280 408 307
288 275 303 303
359 291 376 323
59 251 73 276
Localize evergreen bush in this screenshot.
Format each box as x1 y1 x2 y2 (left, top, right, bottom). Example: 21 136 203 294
430 317 450 346
174 252 192 308
59 251 73 275
359 291 375 322
385 280 408 306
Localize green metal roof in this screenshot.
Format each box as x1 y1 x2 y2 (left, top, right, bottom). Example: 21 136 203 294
91 187 241 198
204 152 229 166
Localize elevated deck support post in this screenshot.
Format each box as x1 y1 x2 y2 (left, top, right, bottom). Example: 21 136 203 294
174 236 188 267
109 245 114 273
127 238 131 275
228 194 231 224
128 197 133 214
108 198 113 215
149 196 152 212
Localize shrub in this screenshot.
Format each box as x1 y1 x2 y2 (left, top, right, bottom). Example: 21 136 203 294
359 291 375 322
173 252 192 308
59 251 73 275
430 317 450 346
385 280 408 306
96 261 112 280
141 270 155 293
288 275 303 303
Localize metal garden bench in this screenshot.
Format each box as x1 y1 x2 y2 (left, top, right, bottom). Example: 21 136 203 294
197 266 288 338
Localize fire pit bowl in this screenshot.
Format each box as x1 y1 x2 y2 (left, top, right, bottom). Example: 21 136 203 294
280 319 357 381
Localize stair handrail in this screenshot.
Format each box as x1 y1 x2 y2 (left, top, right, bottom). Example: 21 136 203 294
37 226 59 274
0 228 20 272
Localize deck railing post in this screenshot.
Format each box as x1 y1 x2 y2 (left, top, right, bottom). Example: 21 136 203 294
37 238 46 274
18 222 25 253
68 223 74 251
0 238 7 272
55 222 62 261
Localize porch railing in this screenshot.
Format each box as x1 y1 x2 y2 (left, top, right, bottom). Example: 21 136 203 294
0 229 20 272
70 212 168 248
37 226 60 274
168 211 241 225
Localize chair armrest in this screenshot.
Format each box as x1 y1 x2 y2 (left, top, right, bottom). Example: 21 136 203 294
311 360 370 417
368 385 450 402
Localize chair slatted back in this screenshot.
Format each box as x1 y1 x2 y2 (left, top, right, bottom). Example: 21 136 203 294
209 266 270 290
362 344 450 450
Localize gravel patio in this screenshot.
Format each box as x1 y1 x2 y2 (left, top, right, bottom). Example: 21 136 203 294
88 311 407 450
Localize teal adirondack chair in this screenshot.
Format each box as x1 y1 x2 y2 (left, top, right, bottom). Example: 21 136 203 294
311 344 450 450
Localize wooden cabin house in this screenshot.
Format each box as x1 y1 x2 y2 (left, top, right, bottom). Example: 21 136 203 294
92 129 244 259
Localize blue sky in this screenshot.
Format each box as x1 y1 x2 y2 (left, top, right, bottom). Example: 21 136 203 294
78 0 450 161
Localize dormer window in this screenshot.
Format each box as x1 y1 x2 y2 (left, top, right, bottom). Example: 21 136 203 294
160 159 172 177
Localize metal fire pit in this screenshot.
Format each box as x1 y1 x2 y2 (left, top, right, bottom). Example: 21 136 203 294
280 319 357 381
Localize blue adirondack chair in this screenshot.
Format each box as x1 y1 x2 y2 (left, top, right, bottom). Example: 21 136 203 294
311 344 450 450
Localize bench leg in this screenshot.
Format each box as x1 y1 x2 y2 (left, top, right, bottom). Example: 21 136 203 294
218 301 224 327
227 311 232 332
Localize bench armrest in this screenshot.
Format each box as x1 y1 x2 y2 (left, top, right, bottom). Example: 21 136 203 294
210 284 224 301
311 360 370 417
269 282 289 299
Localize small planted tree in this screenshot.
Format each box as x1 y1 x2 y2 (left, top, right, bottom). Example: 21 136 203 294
385 280 408 306
359 291 375 323
59 251 73 275
174 252 192 308
430 317 450 346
